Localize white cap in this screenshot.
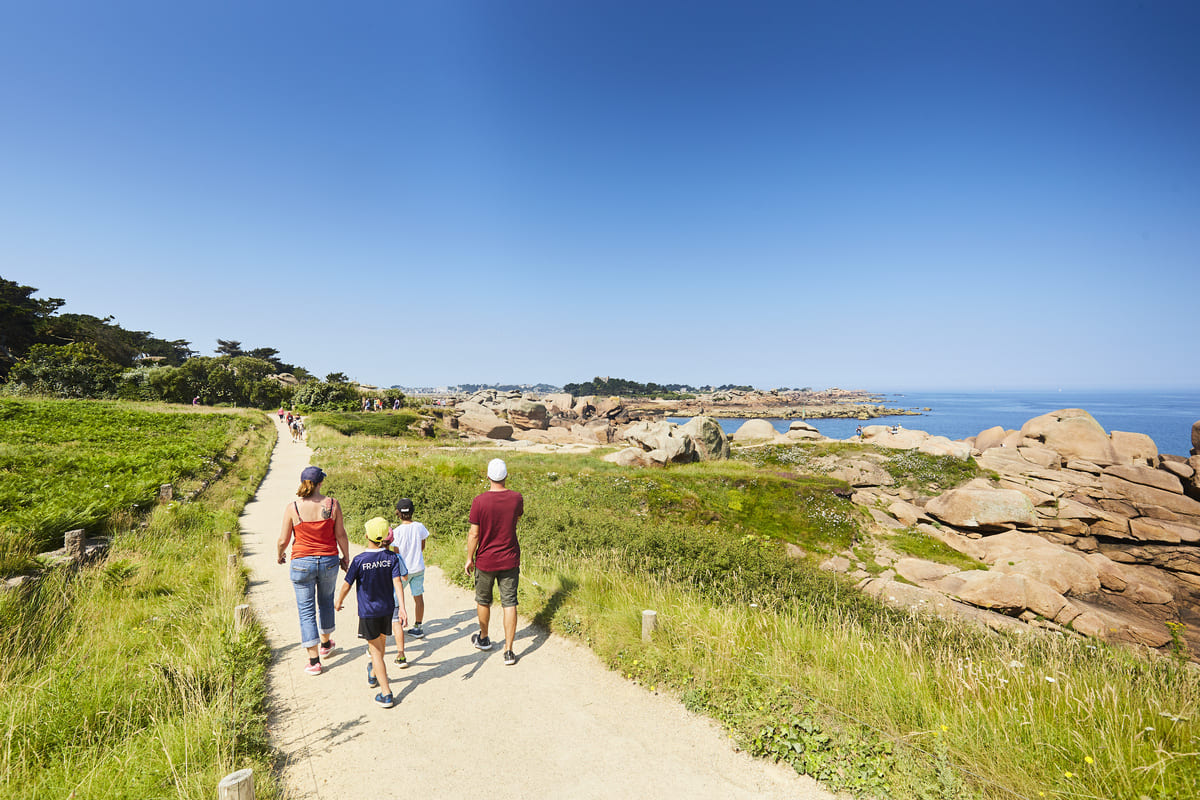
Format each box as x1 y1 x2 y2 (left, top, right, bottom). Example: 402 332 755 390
487 458 507 482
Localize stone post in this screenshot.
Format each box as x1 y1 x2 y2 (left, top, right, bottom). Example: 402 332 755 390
64 529 86 559
159 483 173 502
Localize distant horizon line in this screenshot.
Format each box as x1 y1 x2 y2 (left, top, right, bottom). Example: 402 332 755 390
363 383 1200 394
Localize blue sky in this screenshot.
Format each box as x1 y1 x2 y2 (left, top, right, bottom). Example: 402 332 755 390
3 1 1198 390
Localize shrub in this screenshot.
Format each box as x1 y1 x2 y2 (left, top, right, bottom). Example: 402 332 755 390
6 342 122 398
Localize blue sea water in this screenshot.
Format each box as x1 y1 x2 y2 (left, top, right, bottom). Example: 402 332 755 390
669 390 1200 457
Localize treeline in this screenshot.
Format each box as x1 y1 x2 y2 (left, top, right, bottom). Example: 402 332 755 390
0 276 376 411
563 376 701 398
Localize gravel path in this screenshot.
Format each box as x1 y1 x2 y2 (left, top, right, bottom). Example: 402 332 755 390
240 417 833 799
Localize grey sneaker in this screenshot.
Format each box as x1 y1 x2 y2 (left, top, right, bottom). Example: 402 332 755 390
471 632 493 651
503 649 517 666
406 625 425 639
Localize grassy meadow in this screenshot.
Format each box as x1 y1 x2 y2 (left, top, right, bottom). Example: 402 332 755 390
0 399 278 800
310 421 1200 800
0 398 259 573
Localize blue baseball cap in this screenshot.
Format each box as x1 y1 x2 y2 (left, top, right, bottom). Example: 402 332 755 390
300 466 326 483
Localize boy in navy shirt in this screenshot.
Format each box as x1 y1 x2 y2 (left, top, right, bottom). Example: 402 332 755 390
335 517 407 708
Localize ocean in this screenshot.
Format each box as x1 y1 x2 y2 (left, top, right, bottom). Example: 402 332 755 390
668 390 1200 458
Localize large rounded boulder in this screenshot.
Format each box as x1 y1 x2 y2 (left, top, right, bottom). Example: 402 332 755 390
1020 408 1117 466
731 419 778 442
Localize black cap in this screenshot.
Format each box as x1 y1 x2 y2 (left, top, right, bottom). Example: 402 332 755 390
395 497 414 514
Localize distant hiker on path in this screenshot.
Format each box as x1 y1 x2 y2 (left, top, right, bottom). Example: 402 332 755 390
388 497 430 661
465 458 524 666
336 517 407 708
278 465 351 676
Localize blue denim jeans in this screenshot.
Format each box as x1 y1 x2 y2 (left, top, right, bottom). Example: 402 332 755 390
290 555 339 648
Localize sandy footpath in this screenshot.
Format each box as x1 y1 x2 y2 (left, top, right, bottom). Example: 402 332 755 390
240 417 833 800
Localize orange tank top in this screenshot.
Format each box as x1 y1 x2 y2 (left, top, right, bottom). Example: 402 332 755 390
291 498 339 558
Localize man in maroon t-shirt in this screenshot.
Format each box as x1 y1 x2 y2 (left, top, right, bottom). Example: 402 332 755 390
465 458 524 665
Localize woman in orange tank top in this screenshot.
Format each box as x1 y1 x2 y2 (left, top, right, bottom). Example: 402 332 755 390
278 465 351 676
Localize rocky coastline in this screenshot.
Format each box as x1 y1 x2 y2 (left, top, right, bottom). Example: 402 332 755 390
443 389 1200 661
622 387 921 420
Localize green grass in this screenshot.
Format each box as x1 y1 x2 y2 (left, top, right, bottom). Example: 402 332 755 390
303 410 422 438
883 450 980 491
733 443 982 494
0 401 278 799
885 527 987 572
310 427 1200 800
0 398 260 573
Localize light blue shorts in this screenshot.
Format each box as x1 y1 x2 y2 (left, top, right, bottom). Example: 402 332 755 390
402 569 425 597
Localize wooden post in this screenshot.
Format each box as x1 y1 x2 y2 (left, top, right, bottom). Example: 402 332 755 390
217 768 254 800
159 483 173 502
234 604 252 633
223 531 232 543
227 554 238 572
641 609 657 642
64 529 86 559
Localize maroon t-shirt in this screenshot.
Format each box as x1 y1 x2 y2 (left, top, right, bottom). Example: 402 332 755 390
469 489 523 572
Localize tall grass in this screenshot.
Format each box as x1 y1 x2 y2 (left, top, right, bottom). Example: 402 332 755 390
0 402 278 799
311 425 1200 799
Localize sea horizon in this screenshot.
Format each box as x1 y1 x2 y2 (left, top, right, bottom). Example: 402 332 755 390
671 387 1200 458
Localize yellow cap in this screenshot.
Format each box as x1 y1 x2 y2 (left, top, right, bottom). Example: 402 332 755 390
364 516 390 544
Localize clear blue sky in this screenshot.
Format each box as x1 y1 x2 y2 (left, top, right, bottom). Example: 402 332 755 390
3 1 1198 390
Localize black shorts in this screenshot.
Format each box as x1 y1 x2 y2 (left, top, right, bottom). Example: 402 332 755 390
357 615 391 641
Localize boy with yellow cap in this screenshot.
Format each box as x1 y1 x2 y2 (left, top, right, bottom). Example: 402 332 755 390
335 517 408 708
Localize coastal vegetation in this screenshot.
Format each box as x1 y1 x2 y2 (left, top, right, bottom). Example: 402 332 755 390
563 375 700 399
0 398 260 574
0 276 357 411
310 422 1199 800
0 399 278 799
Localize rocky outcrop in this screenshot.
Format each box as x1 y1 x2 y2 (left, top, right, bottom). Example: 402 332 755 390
862 426 971 460
836 410 1200 657
455 402 513 440
925 487 1037 531
1020 408 1119 466
504 399 550 431
786 420 822 441
603 447 652 468
621 420 697 464
679 416 731 460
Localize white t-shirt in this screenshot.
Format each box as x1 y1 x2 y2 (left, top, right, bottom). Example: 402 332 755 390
390 521 429 574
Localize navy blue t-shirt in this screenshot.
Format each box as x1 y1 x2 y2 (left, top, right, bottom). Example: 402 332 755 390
343 549 406 618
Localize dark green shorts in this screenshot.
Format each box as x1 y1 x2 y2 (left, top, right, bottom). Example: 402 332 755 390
474 567 519 607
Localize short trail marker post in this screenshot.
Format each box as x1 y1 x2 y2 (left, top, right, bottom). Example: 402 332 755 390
234 604 252 633
641 610 657 642
217 768 254 799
